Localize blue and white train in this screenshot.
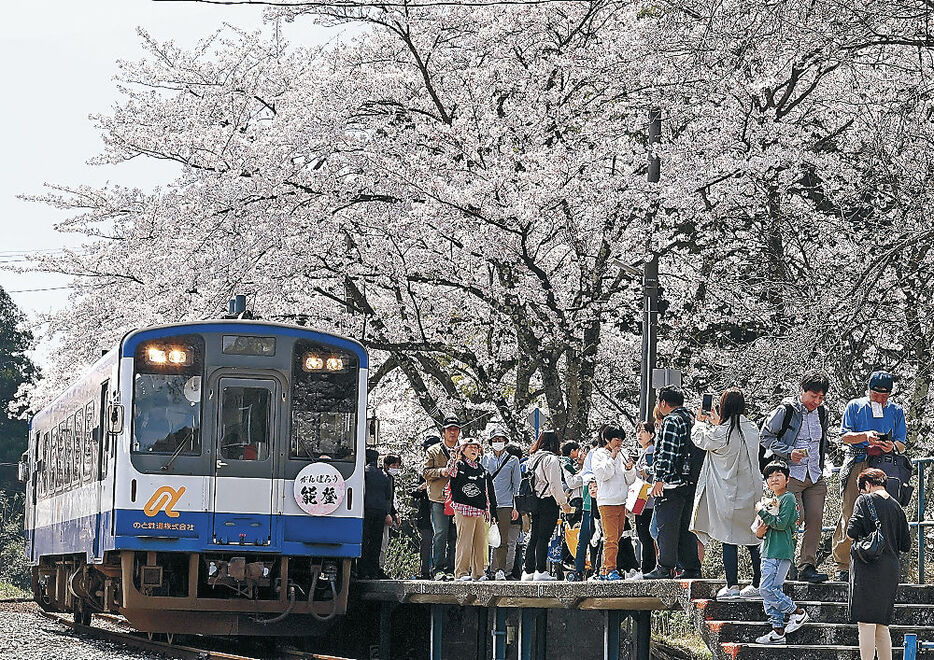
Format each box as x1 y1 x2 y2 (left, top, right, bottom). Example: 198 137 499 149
21 320 368 635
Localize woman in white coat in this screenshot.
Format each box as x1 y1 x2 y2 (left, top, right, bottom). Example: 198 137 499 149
690 388 762 600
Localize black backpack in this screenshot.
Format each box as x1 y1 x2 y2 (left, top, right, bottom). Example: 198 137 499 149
515 454 544 514
667 409 702 485
867 452 914 507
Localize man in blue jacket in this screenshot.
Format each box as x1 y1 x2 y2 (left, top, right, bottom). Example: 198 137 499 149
760 369 832 583
830 371 907 581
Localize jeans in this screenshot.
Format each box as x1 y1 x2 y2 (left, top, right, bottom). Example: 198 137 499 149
430 502 457 573
574 508 598 574
654 484 701 573
635 509 656 573
723 543 761 588
524 497 559 573
760 557 796 628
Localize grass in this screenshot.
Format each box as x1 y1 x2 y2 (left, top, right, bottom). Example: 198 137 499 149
0 582 29 598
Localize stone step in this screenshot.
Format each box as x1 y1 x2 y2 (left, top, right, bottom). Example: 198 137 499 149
695 599 934 626
683 579 934 605
704 621 934 647
715 643 924 659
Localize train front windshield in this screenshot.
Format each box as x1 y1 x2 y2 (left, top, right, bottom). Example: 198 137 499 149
290 338 358 463
132 335 204 455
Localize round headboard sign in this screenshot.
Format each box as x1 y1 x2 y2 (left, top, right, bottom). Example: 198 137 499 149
294 462 346 515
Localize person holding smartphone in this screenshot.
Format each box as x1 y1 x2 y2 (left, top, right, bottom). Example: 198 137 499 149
760 370 832 583
830 371 907 582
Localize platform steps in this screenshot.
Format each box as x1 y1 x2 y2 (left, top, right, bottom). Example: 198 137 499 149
681 581 934 659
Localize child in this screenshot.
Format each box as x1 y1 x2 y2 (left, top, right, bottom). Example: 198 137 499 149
755 460 810 644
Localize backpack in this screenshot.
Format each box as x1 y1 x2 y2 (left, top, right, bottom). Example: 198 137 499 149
515 454 545 514
667 409 702 485
866 452 914 507
759 403 829 473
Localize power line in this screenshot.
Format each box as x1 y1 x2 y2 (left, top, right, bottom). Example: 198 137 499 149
6 286 75 294
156 0 591 8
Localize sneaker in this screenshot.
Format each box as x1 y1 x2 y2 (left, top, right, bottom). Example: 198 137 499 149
476 574 489 582
533 571 557 581
434 572 448 581
798 564 828 583
755 630 786 645
589 573 606 581
565 571 582 582
494 570 506 581
739 585 762 600
835 570 849 583
643 567 672 580
679 569 702 579
521 571 535 581
604 570 622 581
458 575 473 581
716 585 741 601
628 570 644 581
785 610 809 634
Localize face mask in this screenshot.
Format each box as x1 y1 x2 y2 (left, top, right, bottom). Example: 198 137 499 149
491 442 506 452
388 468 400 476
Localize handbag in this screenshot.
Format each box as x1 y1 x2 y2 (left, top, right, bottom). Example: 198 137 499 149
626 479 652 515
488 521 502 548
853 494 886 563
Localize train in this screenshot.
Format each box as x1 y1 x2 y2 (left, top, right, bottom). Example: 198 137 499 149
19 319 369 635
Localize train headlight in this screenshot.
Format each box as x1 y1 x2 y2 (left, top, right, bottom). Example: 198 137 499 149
147 348 168 365
303 354 324 371
326 356 344 371
167 349 188 365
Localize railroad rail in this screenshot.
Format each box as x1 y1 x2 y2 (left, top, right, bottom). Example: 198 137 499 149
0 599 350 660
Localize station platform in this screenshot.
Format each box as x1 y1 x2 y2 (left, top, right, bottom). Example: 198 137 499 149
353 578 697 659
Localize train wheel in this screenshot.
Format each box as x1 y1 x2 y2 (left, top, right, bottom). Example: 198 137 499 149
73 599 92 627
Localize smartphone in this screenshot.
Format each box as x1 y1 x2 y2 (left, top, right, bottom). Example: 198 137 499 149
702 393 714 413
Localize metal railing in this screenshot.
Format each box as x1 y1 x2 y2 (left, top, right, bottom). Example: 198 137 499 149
816 457 934 583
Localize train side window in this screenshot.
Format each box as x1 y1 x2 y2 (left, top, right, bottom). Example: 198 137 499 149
84 402 95 484
42 432 50 495
52 425 61 492
61 419 73 488
74 409 84 485
290 340 358 463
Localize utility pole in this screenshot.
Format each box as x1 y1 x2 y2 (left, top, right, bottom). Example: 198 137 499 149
639 109 662 423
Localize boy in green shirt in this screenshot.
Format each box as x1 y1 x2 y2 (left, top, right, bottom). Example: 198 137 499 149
754 461 810 645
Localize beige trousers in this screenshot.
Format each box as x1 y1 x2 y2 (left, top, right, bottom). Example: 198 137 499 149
454 512 489 579
786 475 828 569
832 461 867 570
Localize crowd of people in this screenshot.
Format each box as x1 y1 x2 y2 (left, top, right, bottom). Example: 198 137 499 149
362 369 912 658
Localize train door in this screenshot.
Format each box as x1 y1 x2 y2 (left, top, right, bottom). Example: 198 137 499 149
211 377 277 546
27 432 39 561
93 381 108 560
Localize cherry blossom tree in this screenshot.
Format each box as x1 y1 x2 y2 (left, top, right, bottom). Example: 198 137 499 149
25 0 934 447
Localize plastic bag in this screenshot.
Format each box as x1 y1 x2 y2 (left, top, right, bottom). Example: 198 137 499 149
488 520 501 548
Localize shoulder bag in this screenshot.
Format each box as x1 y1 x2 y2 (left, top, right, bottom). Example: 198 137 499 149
853 494 886 563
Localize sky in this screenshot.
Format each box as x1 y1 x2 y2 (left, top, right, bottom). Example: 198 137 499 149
0 0 331 326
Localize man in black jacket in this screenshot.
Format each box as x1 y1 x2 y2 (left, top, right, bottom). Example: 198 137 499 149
360 448 392 579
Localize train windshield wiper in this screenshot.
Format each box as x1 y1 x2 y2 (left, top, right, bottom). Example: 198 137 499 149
161 433 190 471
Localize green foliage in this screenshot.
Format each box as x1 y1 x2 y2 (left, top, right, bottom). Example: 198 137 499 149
0 286 37 492
0 490 30 590
383 527 421 579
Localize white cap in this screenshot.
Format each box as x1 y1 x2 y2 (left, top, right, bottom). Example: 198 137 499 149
487 426 508 442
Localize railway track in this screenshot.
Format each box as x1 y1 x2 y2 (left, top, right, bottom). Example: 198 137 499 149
1 598 352 660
